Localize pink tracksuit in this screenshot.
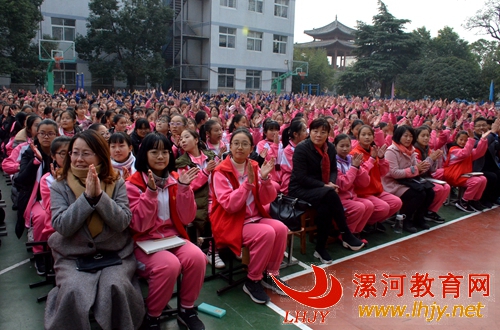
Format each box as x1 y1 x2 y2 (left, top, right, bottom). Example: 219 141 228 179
212 160 287 281
2 142 29 175
277 142 295 195
336 156 374 233
126 173 206 317
444 138 488 201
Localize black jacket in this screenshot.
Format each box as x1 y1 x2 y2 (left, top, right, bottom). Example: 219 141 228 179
288 138 338 206
473 132 500 171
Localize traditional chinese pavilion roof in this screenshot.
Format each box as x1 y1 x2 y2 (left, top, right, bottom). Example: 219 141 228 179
295 39 356 52
304 16 356 41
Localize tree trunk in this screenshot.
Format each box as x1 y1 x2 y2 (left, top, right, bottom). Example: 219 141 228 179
380 81 387 98
128 75 136 91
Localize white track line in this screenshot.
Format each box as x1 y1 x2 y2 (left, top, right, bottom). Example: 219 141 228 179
0 258 30 276
281 208 493 281
268 209 495 323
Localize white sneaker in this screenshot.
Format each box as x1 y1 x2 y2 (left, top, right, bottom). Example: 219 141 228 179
206 252 225 269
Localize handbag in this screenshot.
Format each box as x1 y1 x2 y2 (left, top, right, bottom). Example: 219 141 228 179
397 177 434 192
76 251 122 273
269 193 311 231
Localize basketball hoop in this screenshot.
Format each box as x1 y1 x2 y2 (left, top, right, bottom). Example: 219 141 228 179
54 56 63 70
298 72 306 80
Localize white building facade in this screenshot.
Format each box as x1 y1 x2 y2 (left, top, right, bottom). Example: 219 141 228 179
37 0 295 93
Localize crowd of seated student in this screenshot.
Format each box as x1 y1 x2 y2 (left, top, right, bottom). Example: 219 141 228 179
3 89 500 329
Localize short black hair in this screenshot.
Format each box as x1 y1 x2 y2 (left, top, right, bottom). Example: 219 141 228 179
134 118 150 130
333 133 350 146
134 132 176 174
109 132 132 146
392 125 415 144
309 118 330 133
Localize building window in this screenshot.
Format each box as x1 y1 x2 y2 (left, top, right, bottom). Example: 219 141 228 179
51 17 76 41
246 70 261 89
218 68 235 88
54 63 76 85
220 0 236 8
274 0 289 18
219 27 236 48
272 71 285 80
248 0 263 13
247 31 263 51
273 34 287 54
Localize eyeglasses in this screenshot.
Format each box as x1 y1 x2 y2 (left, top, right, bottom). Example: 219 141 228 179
474 124 488 128
69 151 96 159
169 122 184 127
101 131 111 137
55 151 67 157
148 150 170 158
231 141 251 149
37 132 57 138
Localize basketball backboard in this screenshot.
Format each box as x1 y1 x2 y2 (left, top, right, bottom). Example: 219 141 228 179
38 39 76 63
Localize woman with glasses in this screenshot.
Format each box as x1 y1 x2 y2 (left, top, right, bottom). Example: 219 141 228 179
211 128 289 305
168 114 188 157
126 133 206 329
14 120 58 259
88 123 111 142
45 130 145 330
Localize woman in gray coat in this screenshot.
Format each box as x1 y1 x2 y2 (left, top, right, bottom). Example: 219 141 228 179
45 130 145 330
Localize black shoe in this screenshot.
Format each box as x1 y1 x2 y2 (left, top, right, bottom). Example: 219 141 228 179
341 232 364 251
481 200 493 209
375 222 386 233
313 249 332 264
34 255 45 276
403 225 417 233
469 200 486 212
361 224 375 234
177 308 205 330
141 314 161 330
417 222 430 230
262 274 289 296
243 278 270 304
455 199 475 213
424 211 445 224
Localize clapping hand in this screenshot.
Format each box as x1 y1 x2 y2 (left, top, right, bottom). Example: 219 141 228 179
429 149 443 161
377 145 387 158
482 130 493 139
179 167 200 185
205 160 217 173
85 164 102 198
30 142 42 162
416 161 431 173
247 161 255 185
351 153 363 167
122 167 130 180
260 158 275 180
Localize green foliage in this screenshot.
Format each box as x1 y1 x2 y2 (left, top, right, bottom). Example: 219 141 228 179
336 1 421 97
76 0 172 89
292 48 335 93
397 27 482 100
0 0 44 82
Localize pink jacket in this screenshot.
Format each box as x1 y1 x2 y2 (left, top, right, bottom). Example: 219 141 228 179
40 172 56 239
382 144 421 197
277 143 295 195
2 142 29 175
335 157 371 200
126 173 196 241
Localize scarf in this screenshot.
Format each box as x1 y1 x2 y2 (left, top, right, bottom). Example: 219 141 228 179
393 142 414 157
66 164 116 237
314 143 330 184
336 154 352 175
59 126 75 137
111 153 136 176
151 170 169 189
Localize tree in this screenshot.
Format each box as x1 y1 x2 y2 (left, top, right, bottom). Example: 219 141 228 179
397 27 482 100
465 0 500 41
76 0 172 90
0 0 44 83
292 47 335 93
336 1 421 97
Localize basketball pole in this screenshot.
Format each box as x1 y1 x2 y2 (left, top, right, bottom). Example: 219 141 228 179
46 59 55 94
